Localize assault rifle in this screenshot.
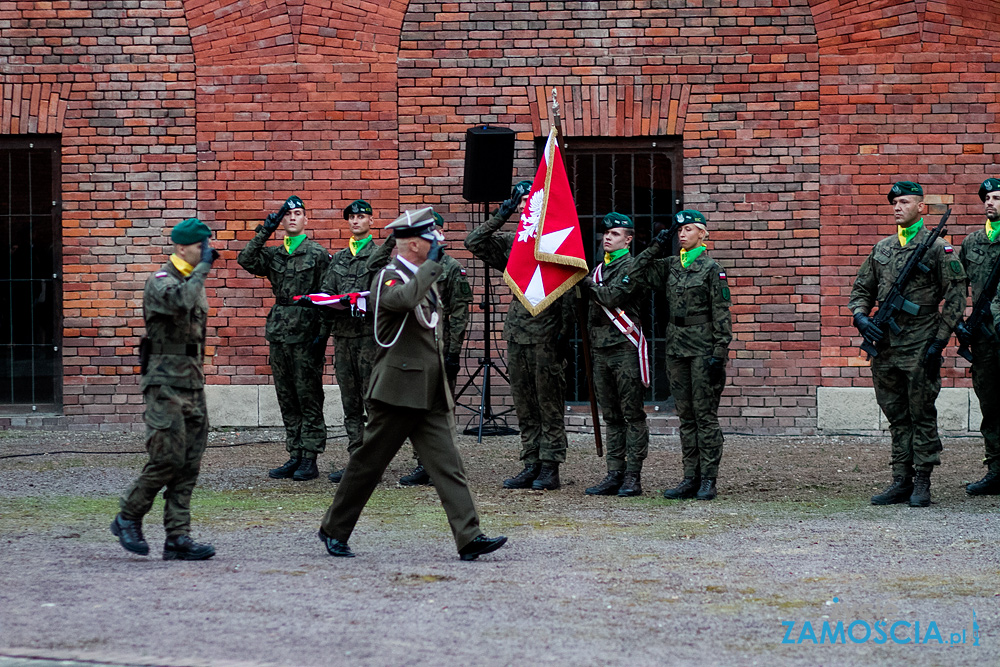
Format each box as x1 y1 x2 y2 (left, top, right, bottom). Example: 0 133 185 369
956 250 1000 362
859 208 951 358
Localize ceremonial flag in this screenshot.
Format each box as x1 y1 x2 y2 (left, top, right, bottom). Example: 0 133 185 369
503 126 588 315
294 291 369 313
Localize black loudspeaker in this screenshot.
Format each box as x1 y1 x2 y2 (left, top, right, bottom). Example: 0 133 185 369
462 125 516 203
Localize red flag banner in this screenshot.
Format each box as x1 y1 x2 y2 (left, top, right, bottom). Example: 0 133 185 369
503 126 588 315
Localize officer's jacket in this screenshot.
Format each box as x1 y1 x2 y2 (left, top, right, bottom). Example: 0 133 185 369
587 252 647 349
465 211 573 344
367 259 450 410
960 228 1000 341
849 225 966 352
237 225 330 344
141 259 209 391
629 247 733 358
321 238 392 338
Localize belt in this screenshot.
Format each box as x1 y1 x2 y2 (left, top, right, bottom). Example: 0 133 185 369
150 343 202 357
670 314 710 327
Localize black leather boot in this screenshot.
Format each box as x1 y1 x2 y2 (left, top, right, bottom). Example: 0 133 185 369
585 470 624 496
163 534 215 561
399 463 432 486
696 478 717 500
292 457 319 481
909 471 931 507
268 457 301 479
110 513 149 555
503 462 542 489
618 471 643 497
318 530 355 558
328 467 345 484
871 475 913 505
662 476 700 499
531 464 561 490
966 468 1000 496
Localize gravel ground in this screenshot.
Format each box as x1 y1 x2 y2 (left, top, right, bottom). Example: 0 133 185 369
0 428 997 666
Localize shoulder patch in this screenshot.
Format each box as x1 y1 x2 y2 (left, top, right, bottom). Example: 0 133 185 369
719 271 727 281
460 268 467 276
384 279 396 287
460 282 472 297
944 245 954 253
155 271 168 278
951 260 963 275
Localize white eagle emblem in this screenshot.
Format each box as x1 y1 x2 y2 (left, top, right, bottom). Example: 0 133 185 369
516 189 545 243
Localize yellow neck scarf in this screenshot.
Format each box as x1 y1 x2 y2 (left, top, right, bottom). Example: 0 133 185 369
169 254 195 277
680 244 707 268
349 234 373 256
898 218 923 246
604 248 629 265
283 233 307 255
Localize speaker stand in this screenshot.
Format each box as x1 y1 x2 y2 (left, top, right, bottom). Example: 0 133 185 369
455 202 518 442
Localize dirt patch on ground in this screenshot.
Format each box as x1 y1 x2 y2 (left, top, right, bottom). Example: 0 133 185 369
0 428 997 666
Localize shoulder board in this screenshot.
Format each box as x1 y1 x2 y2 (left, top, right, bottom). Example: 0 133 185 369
155 271 169 278
944 245 954 253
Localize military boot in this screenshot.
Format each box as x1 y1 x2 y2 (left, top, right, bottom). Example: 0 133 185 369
966 468 1000 496
585 471 624 496
503 463 542 489
531 464 561 491
399 463 432 487
617 471 643 497
328 468 345 484
268 457 301 479
870 475 913 505
662 477 700 500
110 513 149 556
292 457 319 481
909 471 932 507
696 478 717 500
163 534 216 561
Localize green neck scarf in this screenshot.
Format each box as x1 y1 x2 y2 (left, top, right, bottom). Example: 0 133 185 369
987 218 1000 243
680 244 707 268
897 218 923 247
283 233 307 255
349 234 373 256
603 248 629 265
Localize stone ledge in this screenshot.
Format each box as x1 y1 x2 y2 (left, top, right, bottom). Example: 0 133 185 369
205 385 344 427
818 386 976 433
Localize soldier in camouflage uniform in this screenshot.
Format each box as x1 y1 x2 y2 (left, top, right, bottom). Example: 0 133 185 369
111 218 217 560
237 195 331 482
849 181 966 507
956 178 1000 495
367 210 474 486
465 181 574 491
580 213 650 497
629 210 732 501
321 199 394 483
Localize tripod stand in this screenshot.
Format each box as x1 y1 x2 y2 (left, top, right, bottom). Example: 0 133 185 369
455 202 518 442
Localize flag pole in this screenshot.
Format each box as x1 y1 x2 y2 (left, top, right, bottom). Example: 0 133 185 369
550 88 604 458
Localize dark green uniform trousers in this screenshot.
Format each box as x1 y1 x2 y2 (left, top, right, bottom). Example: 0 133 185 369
593 342 649 472
120 385 208 537
971 341 1000 471
320 396 481 551
507 341 568 464
872 356 943 476
666 355 725 479
334 335 376 456
270 340 327 458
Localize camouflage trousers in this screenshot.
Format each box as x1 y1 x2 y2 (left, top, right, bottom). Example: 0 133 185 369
871 352 942 476
507 340 568 464
593 342 649 472
666 355 725 479
270 340 327 459
334 335 376 459
120 385 208 537
971 340 1000 472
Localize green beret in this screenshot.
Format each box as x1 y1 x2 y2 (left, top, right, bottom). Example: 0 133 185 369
979 178 1000 202
888 181 923 202
601 212 634 231
170 218 211 245
675 209 707 226
344 199 373 219
284 195 305 211
432 211 445 227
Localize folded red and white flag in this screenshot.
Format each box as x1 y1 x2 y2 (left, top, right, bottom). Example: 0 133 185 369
503 126 588 315
294 291 369 312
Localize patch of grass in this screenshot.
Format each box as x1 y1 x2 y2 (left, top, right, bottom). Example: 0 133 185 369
391 573 455 585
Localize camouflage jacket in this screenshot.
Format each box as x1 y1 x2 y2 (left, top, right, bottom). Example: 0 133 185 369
848 225 966 353
465 211 574 344
366 236 472 356
587 252 647 349
320 237 393 338
629 246 733 358
237 225 331 344
141 259 209 391
959 227 1000 341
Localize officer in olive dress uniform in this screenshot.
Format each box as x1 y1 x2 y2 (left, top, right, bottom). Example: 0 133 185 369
111 218 217 560
317 207 507 561
238 196 331 482
580 213 650 497
629 210 732 501
465 181 575 491
366 210 474 486
849 181 966 507
956 178 1000 495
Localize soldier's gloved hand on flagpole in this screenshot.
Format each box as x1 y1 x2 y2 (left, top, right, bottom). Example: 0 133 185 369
579 275 596 292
